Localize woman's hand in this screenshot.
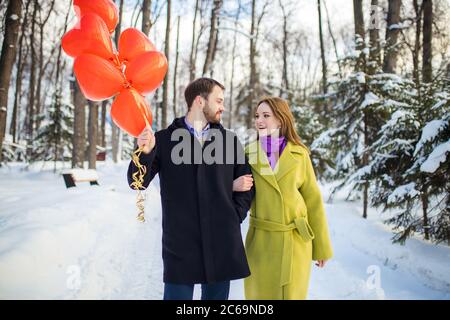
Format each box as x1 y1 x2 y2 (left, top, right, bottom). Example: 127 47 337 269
233 174 253 192
315 260 327 268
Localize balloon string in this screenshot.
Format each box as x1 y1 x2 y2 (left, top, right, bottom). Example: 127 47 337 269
130 102 152 223
130 146 147 223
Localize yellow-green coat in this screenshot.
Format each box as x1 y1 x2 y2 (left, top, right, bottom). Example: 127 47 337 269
244 140 333 300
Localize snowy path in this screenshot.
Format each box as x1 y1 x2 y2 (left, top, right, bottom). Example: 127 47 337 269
0 162 449 299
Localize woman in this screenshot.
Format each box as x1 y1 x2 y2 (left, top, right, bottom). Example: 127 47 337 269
234 96 333 300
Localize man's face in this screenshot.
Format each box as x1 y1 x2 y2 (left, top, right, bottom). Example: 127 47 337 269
202 85 225 124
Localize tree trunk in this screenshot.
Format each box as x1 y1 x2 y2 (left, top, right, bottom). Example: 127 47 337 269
189 0 200 82
142 0 152 35
412 0 423 86
421 183 430 240
71 72 86 169
363 111 369 219
88 101 99 169
353 0 365 72
173 16 180 119
353 0 369 218
162 0 171 128
141 0 152 147
210 15 221 78
202 0 223 76
228 3 241 129
112 0 124 163
10 0 31 144
422 0 432 83
323 0 342 78
247 0 257 128
100 100 107 148
35 0 55 130
383 0 401 73
317 0 327 94
52 4 70 171
369 0 381 73
26 1 38 158
0 0 22 163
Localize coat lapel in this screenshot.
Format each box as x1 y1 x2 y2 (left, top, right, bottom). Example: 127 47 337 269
247 140 280 193
274 142 305 182
247 140 306 191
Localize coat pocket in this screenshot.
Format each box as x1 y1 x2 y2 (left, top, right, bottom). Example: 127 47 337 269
293 216 315 242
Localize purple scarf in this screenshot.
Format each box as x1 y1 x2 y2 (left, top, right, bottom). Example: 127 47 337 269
259 135 287 169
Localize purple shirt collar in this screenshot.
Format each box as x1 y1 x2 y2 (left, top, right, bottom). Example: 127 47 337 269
259 135 287 169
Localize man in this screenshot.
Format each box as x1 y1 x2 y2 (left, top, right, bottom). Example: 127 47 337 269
127 78 255 300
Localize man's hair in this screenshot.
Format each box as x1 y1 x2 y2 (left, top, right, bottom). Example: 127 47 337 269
184 77 225 110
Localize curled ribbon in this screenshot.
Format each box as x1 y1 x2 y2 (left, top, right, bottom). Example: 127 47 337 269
129 105 152 223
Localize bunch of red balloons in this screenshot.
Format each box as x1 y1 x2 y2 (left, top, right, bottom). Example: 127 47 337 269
62 0 167 137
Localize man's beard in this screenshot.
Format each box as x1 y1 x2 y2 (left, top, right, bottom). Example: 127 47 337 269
203 101 221 124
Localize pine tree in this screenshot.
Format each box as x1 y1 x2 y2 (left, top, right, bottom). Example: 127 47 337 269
363 72 449 244
292 100 332 179
317 48 391 202
33 90 73 168
401 77 450 244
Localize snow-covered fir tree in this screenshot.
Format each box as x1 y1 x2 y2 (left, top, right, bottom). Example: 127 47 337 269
314 47 392 208
33 90 73 166
291 100 332 179
388 76 450 244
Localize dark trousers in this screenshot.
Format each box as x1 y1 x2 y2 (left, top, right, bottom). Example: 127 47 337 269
163 281 230 300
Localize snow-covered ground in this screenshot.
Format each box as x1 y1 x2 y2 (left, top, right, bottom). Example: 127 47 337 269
0 161 449 300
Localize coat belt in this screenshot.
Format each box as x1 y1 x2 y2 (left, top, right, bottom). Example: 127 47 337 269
249 215 315 287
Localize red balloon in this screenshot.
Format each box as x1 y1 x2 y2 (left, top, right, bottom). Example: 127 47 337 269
111 88 153 137
125 51 168 95
62 13 115 61
74 54 125 101
118 28 156 63
73 0 118 34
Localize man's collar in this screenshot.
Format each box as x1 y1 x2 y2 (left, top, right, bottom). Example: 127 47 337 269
184 116 210 133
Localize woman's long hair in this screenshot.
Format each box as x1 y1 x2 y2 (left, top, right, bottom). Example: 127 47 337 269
256 96 310 154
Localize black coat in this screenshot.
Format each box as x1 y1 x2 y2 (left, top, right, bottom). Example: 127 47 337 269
127 117 254 284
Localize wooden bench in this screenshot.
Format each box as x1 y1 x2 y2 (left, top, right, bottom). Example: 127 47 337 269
62 169 99 188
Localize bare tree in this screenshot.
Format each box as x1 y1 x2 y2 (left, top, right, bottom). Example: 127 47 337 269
383 0 402 73
173 15 180 119
0 0 22 163
247 0 270 128
412 0 423 86
317 0 327 94
353 0 365 72
228 0 242 128
35 0 55 129
142 0 152 35
420 0 433 240
422 0 432 83
368 0 381 73
210 14 221 78
10 0 31 144
52 3 71 172
189 0 200 82
161 0 171 128
87 101 99 169
248 0 257 128
26 1 38 158
71 72 86 169
323 0 342 78
353 0 370 219
100 100 107 148
111 0 124 163
202 0 223 76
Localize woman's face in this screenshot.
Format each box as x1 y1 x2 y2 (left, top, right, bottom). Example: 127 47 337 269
255 102 282 137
